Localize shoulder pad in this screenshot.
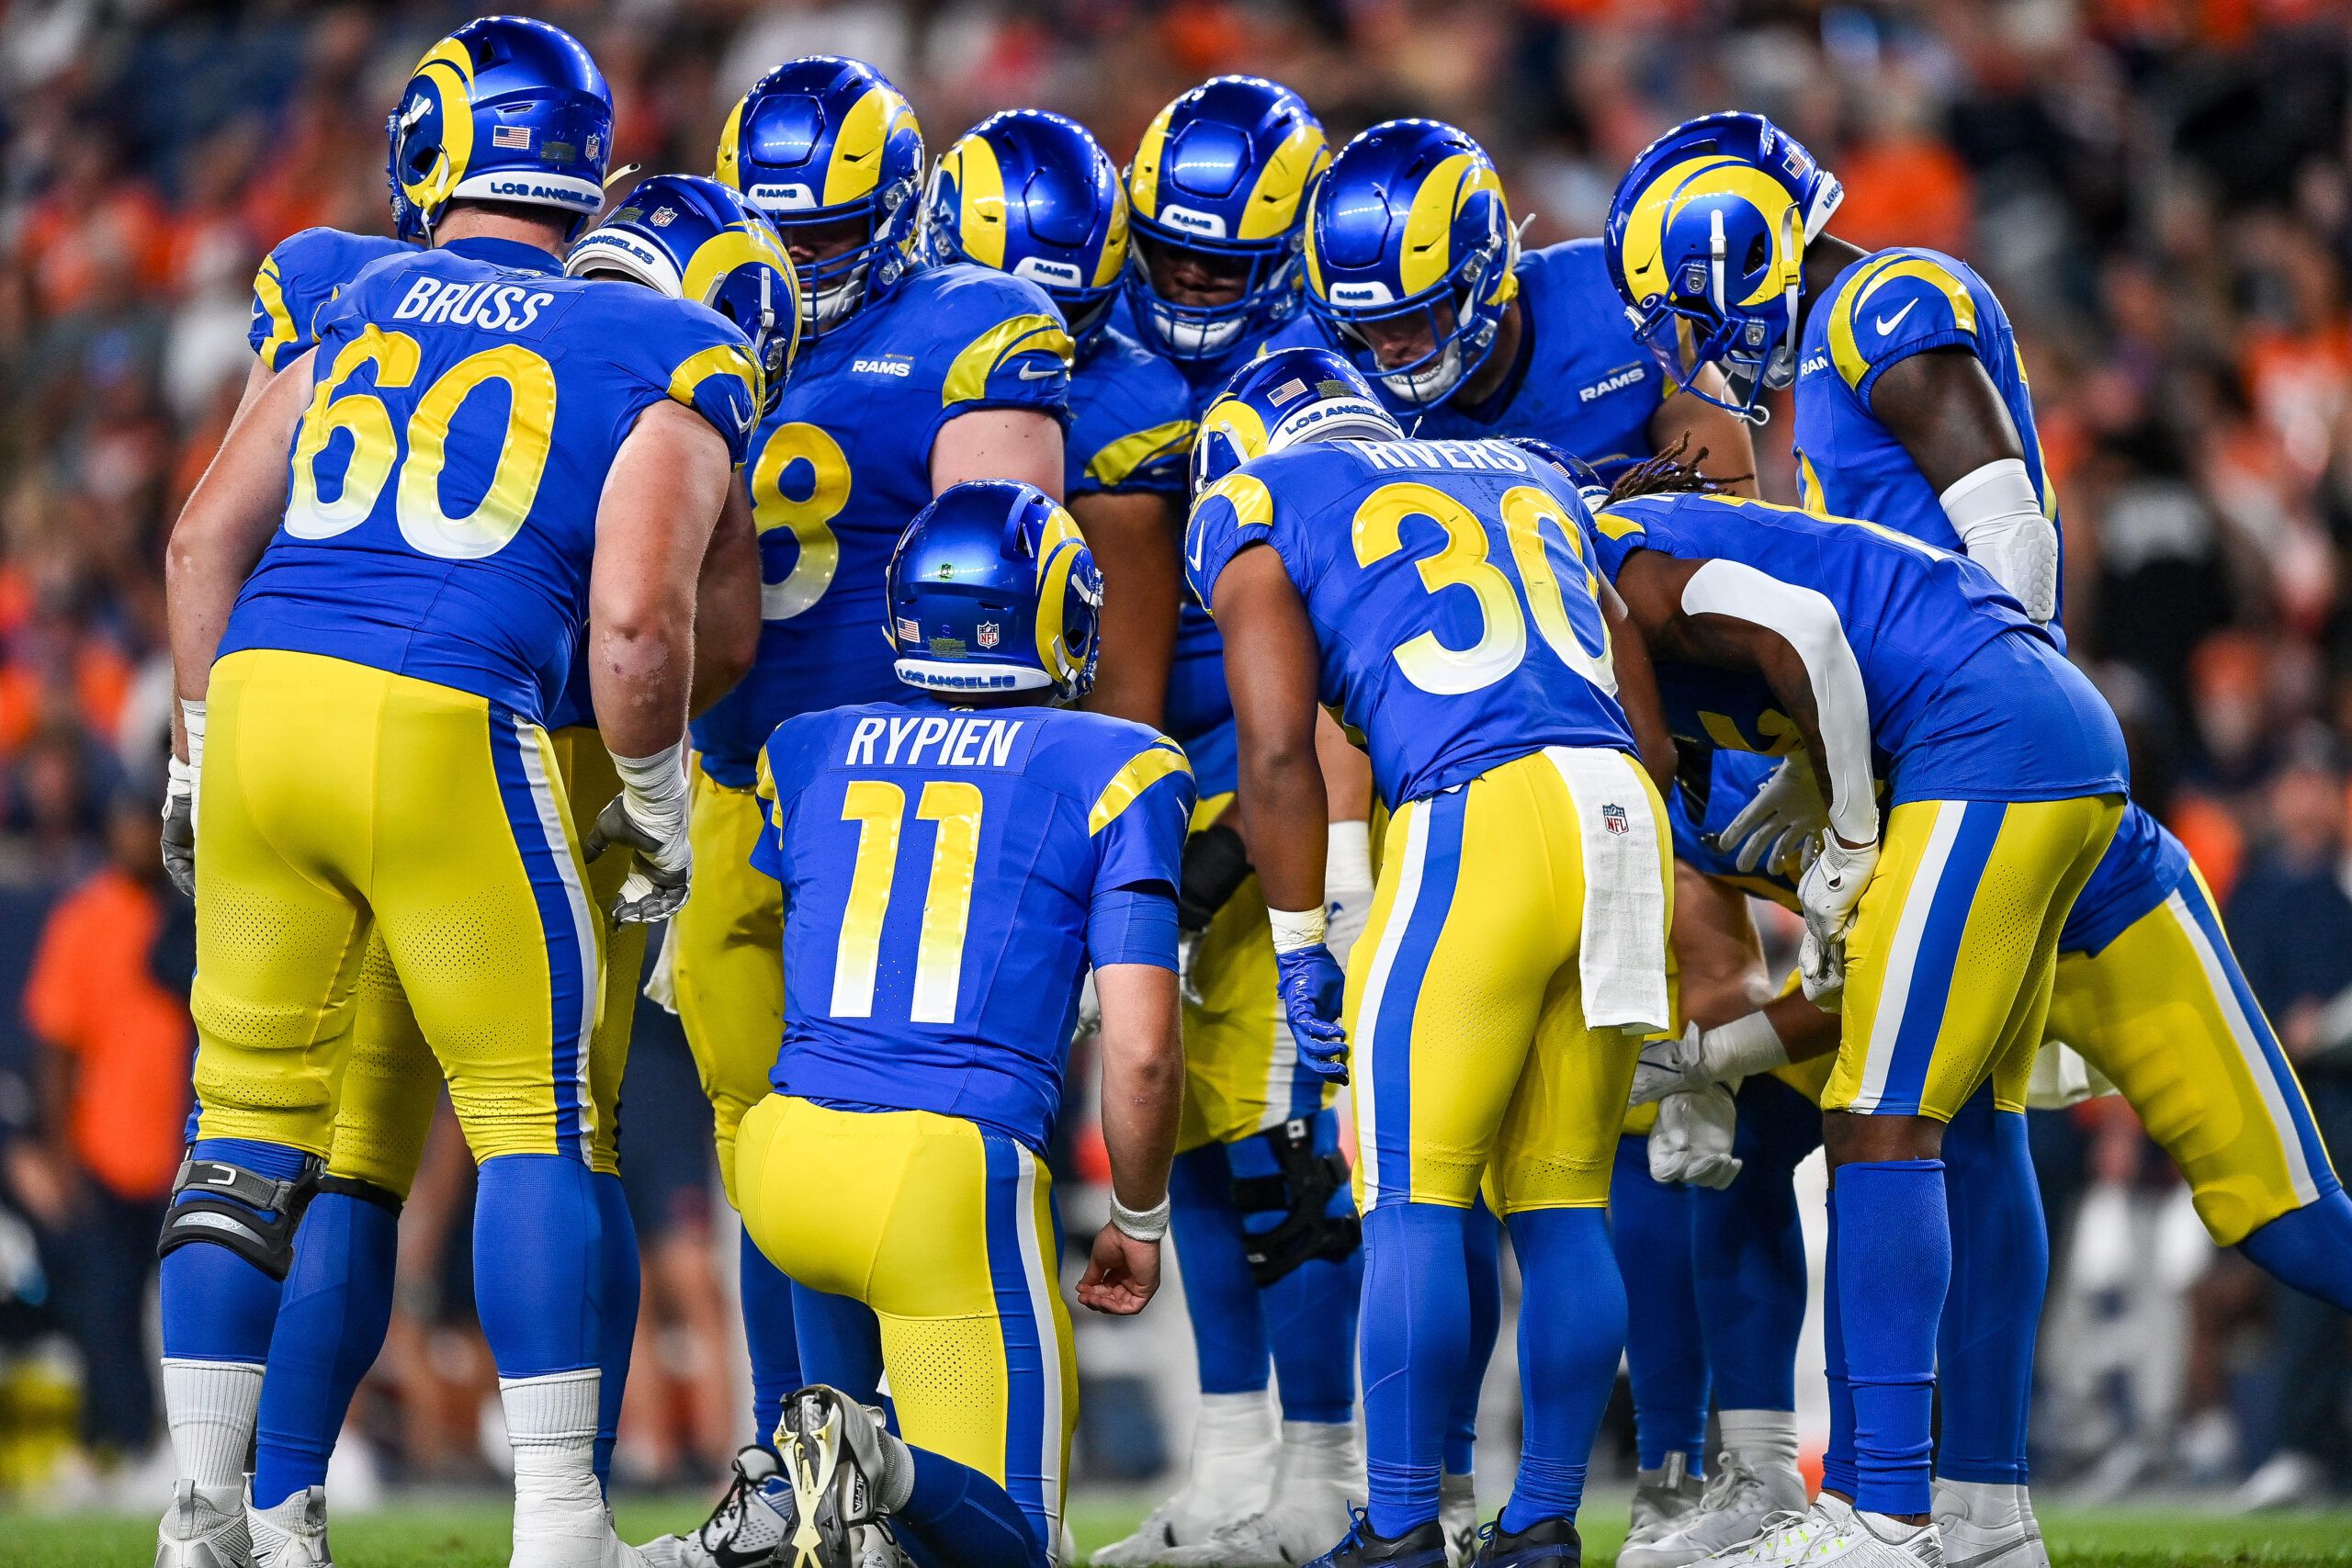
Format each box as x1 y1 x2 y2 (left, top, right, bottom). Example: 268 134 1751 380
1828 249 1983 396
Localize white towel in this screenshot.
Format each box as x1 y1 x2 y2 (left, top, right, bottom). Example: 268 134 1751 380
1546 745 1671 1034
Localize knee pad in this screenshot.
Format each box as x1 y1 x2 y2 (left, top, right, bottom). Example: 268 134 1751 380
158 1153 322 1280
1232 1118 1362 1287
316 1174 404 1215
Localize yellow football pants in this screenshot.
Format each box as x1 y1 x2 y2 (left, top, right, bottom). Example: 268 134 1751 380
736 1095 1075 1552
670 768 785 1208
1343 747 1669 1215
1826 794 2122 1120
192 650 602 1164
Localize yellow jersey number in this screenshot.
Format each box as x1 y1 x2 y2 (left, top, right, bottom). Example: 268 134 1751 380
1350 481 1615 697
747 421 852 622
285 326 556 560
829 778 983 1023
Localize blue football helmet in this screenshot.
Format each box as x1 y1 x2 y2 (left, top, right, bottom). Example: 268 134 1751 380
718 56 924 338
922 110 1128 349
1124 76 1329 363
886 481 1102 700
386 17 614 245
565 175 802 417
1191 344 1401 495
1603 111 1844 422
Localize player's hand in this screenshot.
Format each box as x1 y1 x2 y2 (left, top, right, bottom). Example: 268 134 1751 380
1648 1085 1743 1190
1274 944 1349 1084
1073 970 1103 1042
1799 832 1877 950
1799 924 1847 1010
1714 755 1825 877
586 746 694 924
1077 1224 1161 1314
1630 1023 1713 1107
160 755 198 900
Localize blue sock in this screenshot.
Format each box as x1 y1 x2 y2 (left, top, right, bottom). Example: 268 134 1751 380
740 1225 800 1446
892 1446 1051 1568
1833 1159 1947 1517
1821 1185 1856 1501
1359 1202 1470 1538
1498 1208 1623 1534
594 1172 639 1491
1937 1097 2044 1484
1692 1080 1815 1413
159 1139 313 1364
1168 1141 1273 1397
2241 1188 2352 1312
1242 1113 1362 1426
1611 1137 1709 1474
1447 1201 1503 1475
251 1190 399 1506
473 1155 602 1377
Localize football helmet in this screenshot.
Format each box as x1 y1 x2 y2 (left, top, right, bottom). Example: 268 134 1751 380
566 174 801 416
922 110 1129 348
1124 76 1329 362
718 56 924 336
1603 111 1843 421
886 480 1102 700
386 16 613 246
1190 344 1401 495
1303 119 1520 410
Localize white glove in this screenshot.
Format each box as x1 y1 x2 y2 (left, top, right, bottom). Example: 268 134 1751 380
1799 924 1847 1009
1631 1025 1711 1106
1648 1085 1743 1190
160 699 205 900
1175 929 1205 1009
1324 819 1375 971
1716 755 1826 878
1630 1013 1790 1105
584 741 693 923
1799 833 1877 945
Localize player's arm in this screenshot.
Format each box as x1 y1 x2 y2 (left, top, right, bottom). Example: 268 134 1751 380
689 481 760 716
1079 961 1184 1315
1602 574 1679 789
1075 489 1180 728
1869 347 2055 622
1653 363 1760 498
582 400 736 922
1634 867 1841 1101
932 407 1065 500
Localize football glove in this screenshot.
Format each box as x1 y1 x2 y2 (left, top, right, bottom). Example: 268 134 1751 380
1714 755 1826 878
161 754 198 900
1324 819 1375 971
1272 942 1349 1085
1799 923 1848 1009
1798 832 1877 949
585 742 693 923
1630 1024 1712 1107
1648 1084 1743 1190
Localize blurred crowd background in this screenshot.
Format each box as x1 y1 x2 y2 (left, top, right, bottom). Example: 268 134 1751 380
2 0 2351 1517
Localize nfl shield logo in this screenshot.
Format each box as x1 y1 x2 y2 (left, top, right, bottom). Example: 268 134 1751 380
977 621 1001 649
650 206 677 227
1602 804 1629 836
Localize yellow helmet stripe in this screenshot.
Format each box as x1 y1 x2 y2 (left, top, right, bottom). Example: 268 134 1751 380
822 85 920 208
1089 742 1193 835
1095 184 1131 288
715 94 748 189
1397 152 1504 299
942 313 1075 407
1195 399 1271 471
404 37 479 215
1127 102 1177 220
1031 513 1089 683
1615 155 1798 310
681 222 792 306
942 133 1009 269
1237 121 1329 241
1084 418 1197 490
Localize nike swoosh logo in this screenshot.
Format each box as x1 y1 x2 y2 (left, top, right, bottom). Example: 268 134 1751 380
1016 362 1060 380
1875 299 1917 335
1943 1542 2031 1568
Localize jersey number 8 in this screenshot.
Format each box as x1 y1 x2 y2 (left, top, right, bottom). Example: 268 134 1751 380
285 325 556 560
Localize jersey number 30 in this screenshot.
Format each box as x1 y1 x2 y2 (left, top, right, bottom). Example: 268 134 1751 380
831 779 982 1023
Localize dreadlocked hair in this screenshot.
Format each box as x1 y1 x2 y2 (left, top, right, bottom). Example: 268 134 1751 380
1606 435 1754 505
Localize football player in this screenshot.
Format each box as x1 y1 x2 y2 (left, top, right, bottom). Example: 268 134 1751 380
158 16 768 1565
732 479 1191 1568
1586 466 2133 1568
1283 118 1768 1555
920 110 1195 726
1191 348 1679 1568
655 52 1075 1556
1606 111 2352 1562
1098 78 1372 1568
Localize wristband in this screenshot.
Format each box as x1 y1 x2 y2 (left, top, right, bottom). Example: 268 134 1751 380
180 698 207 771
611 739 690 819
1700 1010 1790 1081
1110 1192 1171 1242
1327 819 1373 888
1267 906 1327 954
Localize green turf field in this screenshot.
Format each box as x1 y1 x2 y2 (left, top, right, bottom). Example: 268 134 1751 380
7 1493 2352 1567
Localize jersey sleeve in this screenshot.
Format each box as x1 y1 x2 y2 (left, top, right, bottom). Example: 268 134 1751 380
1828 251 1984 404
1068 346 1196 498
928 272 1074 446
750 729 797 883
1182 470 1280 613
1588 495 1665 583
614 297 763 469
248 229 408 372
1085 734 1195 896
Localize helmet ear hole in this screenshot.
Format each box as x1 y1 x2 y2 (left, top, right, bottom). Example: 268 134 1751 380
1745 232 1770 275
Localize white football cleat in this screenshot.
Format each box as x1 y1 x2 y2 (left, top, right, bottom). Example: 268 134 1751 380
1153 1421 1360 1567
1701 1496 1942 1568
1931 1480 2048 1568
638 1447 801 1568
1618 1450 1811 1568
246 1486 332 1568
1092 1395 1279 1566
775 1385 912 1568
1439 1472 1477 1568
158 1480 253 1568
1622 1453 1704 1560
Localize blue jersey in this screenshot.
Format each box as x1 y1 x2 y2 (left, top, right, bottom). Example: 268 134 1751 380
752 698 1193 1151
691 265 1074 788
1591 491 2125 806
220 237 762 724
1188 436 1634 806
248 227 413 374
1067 327 1195 500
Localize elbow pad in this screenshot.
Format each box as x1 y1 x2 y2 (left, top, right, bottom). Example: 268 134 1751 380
1175 821 1252 933
1941 458 2057 624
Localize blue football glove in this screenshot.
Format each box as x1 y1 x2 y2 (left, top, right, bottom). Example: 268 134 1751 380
1274 943 1350 1085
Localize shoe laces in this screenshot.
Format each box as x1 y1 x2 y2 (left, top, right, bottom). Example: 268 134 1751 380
695 1461 767 1551
1697 1452 1766 1512
1723 1508 1829 1566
